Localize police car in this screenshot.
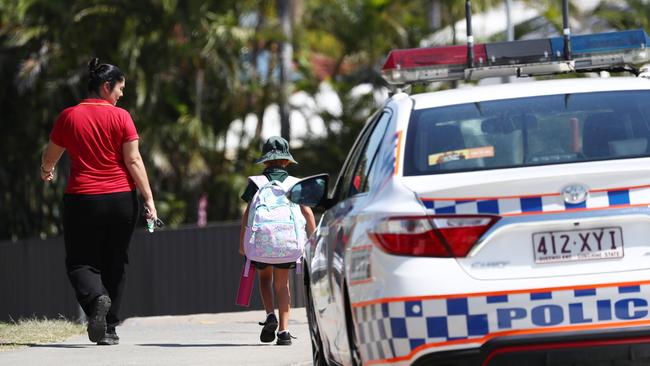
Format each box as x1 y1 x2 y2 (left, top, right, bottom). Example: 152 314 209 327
288 22 650 366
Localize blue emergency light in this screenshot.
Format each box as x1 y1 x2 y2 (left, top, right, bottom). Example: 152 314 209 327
553 29 650 70
552 29 650 57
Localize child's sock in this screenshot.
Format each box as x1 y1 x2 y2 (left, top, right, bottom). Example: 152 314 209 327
267 312 275 318
278 330 288 335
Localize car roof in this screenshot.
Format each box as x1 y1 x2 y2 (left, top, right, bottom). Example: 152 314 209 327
409 76 650 110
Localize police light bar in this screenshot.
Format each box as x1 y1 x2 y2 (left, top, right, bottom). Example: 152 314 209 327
381 29 650 86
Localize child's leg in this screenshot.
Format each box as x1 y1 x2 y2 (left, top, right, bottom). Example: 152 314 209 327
258 266 274 315
273 267 291 331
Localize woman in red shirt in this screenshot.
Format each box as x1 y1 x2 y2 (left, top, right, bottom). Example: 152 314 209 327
41 58 157 346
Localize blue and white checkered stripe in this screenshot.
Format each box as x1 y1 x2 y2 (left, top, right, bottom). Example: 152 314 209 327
355 303 396 361
421 186 650 215
354 283 650 362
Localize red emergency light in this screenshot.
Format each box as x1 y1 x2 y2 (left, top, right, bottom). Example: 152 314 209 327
382 44 487 85
382 44 488 70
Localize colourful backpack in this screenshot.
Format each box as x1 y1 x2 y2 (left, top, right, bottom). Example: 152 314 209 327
243 175 306 272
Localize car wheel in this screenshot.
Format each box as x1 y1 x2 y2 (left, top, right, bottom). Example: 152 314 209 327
305 268 329 366
344 283 362 366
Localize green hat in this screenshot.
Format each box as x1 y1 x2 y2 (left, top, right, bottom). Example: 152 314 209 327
255 136 298 164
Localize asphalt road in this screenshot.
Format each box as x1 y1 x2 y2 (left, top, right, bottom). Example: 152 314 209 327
0 308 311 366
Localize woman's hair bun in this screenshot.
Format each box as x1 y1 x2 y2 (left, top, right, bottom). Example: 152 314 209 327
88 58 100 73
86 58 123 94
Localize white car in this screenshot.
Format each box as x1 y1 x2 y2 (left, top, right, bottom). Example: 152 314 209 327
289 29 650 365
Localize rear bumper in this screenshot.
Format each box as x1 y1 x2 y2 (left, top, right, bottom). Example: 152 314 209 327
411 327 650 366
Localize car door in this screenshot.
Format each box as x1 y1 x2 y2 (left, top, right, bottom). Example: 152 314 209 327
316 109 393 364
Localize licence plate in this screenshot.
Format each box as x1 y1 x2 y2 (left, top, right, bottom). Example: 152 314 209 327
532 227 624 264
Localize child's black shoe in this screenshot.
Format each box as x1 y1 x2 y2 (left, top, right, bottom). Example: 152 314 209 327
259 313 278 343
276 330 296 346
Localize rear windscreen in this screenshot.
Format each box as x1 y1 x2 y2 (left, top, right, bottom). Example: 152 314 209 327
403 90 650 176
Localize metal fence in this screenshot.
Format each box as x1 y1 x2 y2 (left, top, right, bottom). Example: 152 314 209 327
0 222 305 322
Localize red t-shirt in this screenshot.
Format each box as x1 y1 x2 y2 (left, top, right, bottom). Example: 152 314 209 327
50 99 139 194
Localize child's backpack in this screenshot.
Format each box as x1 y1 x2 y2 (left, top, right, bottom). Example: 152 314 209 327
243 175 306 270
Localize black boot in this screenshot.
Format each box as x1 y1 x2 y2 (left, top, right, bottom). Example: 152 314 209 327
97 328 119 346
87 295 111 343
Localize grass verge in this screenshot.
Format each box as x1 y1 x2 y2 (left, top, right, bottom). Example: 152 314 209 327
0 317 85 352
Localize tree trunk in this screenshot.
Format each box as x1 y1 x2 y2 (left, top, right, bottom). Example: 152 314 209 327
278 0 292 141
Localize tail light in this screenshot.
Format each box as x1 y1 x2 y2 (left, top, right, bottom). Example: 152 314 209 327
368 215 500 257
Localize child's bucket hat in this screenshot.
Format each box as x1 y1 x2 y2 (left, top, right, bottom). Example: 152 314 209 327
255 136 298 164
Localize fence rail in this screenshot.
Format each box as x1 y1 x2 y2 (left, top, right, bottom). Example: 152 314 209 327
0 222 305 322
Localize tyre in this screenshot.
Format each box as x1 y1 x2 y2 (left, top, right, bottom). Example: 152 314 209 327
344 283 362 366
305 267 329 366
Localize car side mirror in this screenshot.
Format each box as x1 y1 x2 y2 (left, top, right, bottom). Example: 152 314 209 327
287 173 333 209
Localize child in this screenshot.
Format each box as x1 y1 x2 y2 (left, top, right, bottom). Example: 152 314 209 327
239 136 316 345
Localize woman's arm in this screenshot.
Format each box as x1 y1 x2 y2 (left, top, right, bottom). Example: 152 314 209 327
122 139 156 219
240 203 251 256
300 206 316 237
41 141 65 182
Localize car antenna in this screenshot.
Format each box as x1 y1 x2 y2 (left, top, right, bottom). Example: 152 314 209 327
562 0 572 61
465 0 474 69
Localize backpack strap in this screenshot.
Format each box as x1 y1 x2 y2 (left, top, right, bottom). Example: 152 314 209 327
244 257 252 277
248 175 269 189
250 175 299 191
295 256 302 275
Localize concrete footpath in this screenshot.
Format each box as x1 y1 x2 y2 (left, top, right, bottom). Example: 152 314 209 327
0 308 312 366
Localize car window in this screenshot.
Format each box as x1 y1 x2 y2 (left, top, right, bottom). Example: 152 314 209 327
403 90 650 176
351 111 392 194
333 110 388 201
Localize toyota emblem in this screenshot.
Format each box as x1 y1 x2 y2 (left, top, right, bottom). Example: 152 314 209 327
561 184 589 204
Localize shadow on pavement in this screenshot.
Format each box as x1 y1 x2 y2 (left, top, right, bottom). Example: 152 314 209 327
137 343 271 347
1 344 91 349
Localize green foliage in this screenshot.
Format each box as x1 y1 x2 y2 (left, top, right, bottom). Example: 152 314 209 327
594 0 650 31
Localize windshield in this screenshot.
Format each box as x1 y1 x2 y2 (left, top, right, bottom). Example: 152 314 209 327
403 90 650 176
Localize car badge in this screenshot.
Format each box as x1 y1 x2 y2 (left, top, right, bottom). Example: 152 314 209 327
561 184 589 204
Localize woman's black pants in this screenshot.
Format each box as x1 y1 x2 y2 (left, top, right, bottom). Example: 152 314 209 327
63 190 138 329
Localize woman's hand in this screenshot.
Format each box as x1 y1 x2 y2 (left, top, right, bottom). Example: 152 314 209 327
41 141 64 183
40 166 55 182
143 200 157 220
